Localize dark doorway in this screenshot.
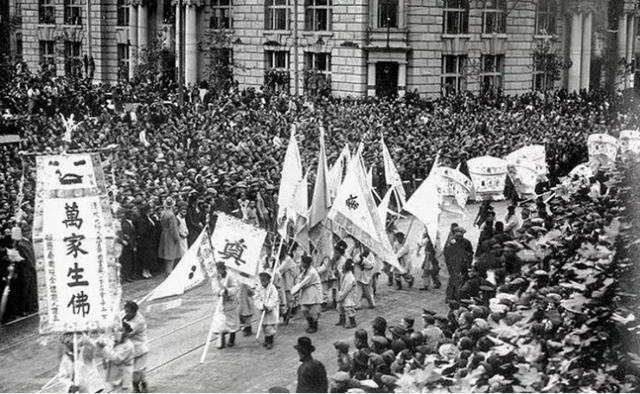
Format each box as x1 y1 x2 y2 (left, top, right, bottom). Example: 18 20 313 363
376 62 399 97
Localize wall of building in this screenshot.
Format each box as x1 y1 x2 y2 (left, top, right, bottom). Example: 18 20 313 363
12 0 640 97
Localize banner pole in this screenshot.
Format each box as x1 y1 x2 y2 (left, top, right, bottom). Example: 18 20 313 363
200 224 220 364
73 332 79 387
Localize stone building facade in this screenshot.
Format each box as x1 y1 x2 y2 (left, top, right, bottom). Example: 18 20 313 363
9 0 640 98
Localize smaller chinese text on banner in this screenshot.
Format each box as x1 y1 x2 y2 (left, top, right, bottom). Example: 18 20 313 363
33 154 120 334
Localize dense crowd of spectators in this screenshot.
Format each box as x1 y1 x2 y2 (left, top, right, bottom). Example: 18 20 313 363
0 67 639 323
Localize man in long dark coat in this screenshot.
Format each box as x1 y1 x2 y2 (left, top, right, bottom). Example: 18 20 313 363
443 228 473 302
294 337 328 393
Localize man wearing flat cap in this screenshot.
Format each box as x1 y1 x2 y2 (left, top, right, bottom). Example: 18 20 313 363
443 226 473 302
255 271 279 349
291 255 323 334
294 337 328 393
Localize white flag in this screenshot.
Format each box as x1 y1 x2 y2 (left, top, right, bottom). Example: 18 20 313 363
328 155 401 271
405 160 442 243
328 145 350 201
377 188 393 226
210 213 267 278
143 229 213 302
381 138 406 205
277 131 303 221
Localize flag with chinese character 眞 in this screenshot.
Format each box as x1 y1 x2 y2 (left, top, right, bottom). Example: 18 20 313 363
142 229 213 302
328 155 401 271
210 213 267 279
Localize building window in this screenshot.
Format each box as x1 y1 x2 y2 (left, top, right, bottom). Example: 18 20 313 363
305 0 331 31
482 0 506 34
64 41 82 78
441 55 467 96
163 0 175 23
15 1 22 23
480 54 503 92
443 0 468 34
378 0 398 28
266 0 289 31
16 33 23 60
535 0 556 35
39 0 55 24
304 52 331 94
265 50 290 92
40 40 55 68
210 0 232 29
117 0 129 27
64 0 82 25
532 54 555 91
117 43 129 80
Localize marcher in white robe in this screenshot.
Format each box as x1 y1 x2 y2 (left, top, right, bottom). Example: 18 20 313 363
255 271 280 349
212 262 240 349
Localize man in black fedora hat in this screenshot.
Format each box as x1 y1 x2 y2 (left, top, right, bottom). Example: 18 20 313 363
294 337 328 393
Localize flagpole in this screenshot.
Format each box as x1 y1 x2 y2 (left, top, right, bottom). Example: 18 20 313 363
73 333 79 387
256 236 285 341
200 224 222 364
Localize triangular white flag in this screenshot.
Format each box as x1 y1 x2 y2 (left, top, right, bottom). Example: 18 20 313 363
328 154 401 271
381 138 406 205
405 156 441 243
328 145 350 202
377 188 393 226
143 229 213 302
277 131 303 222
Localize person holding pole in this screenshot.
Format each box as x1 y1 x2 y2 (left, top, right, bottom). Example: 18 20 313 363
122 301 149 393
213 261 240 349
291 255 322 334
255 271 279 349
392 232 414 290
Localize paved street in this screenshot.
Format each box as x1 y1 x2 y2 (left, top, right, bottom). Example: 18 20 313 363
0 201 511 393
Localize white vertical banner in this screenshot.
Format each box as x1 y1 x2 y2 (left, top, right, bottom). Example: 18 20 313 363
34 154 119 335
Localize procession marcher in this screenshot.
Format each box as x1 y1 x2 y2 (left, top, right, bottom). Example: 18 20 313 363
503 205 519 238
98 325 135 393
320 240 347 311
238 281 256 337
336 258 358 329
122 301 149 393
158 197 181 277
278 243 299 323
14 228 38 314
392 232 414 290
213 262 240 349
294 337 328 393
255 271 279 349
353 243 375 309
291 255 322 334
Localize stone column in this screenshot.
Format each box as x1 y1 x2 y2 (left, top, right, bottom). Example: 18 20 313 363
129 4 139 79
138 2 148 51
185 3 197 85
580 12 592 91
367 62 376 97
175 1 182 77
568 12 583 92
398 62 406 97
626 14 635 88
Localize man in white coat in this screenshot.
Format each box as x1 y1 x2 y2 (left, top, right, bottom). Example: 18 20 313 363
291 255 323 334
122 301 149 393
213 262 240 349
255 271 280 349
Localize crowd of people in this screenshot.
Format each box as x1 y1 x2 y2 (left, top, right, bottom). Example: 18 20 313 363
0 65 639 391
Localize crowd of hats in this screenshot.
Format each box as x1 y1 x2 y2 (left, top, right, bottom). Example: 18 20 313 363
313 162 640 393
1 71 640 241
